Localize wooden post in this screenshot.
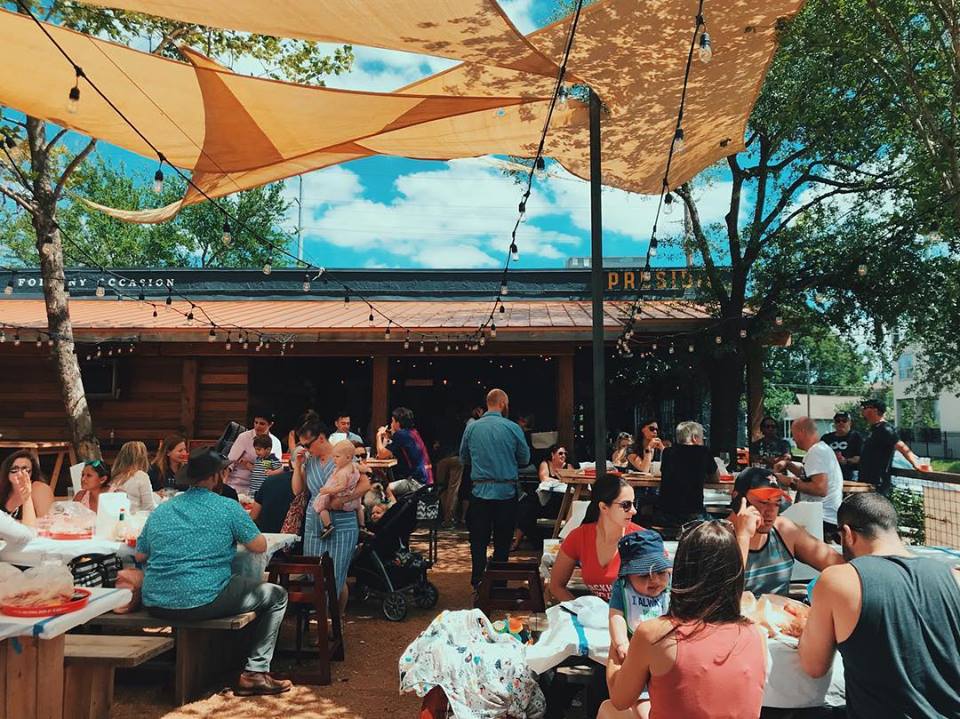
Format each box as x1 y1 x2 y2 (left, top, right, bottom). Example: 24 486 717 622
369 356 389 443
180 359 198 439
746 340 764 444
557 355 575 449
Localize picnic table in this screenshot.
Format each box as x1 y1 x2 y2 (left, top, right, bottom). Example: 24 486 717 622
0 587 131 719
0 532 298 578
0 440 77 495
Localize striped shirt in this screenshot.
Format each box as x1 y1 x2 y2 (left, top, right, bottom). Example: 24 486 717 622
744 526 794 596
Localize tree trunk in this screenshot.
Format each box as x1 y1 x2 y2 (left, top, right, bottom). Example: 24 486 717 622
706 350 746 458
27 119 101 461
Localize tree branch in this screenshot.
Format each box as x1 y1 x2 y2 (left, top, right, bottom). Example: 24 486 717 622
154 26 189 56
675 183 729 312
45 128 71 153
0 183 36 214
53 138 96 201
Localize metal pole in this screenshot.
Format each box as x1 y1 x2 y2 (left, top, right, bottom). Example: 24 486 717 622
589 88 606 471
805 356 812 417
297 175 304 261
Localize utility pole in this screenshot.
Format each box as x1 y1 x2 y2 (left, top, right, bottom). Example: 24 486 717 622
589 88 606 471
297 175 304 261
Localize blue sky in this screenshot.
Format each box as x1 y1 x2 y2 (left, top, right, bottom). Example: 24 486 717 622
83 0 737 270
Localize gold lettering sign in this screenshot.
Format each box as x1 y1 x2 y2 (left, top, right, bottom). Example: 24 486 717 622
603 268 715 294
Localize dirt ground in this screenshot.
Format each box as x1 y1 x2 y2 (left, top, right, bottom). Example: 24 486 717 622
111 529 545 719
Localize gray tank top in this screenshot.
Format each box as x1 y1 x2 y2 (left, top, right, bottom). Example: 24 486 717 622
839 555 960 718
744 526 794 596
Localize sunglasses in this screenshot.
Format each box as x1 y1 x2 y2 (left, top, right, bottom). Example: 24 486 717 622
834 417 850 423
84 459 104 468
9 466 32 474
646 426 659 433
556 450 567 455
612 500 636 512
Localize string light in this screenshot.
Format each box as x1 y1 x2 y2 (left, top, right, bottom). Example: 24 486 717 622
403 332 410 350
165 287 172 306
4 277 13 295
490 323 497 339
152 308 158 318
66 67 81 114
152 166 164 194
510 242 519 261
499 304 505 314
207 328 216 343
344 292 350 305
663 193 674 215
95 280 105 298
368 309 375 324
13 332 21 347
857 264 867 276
0 330 5 343
698 31 712 63
384 322 391 340
500 280 508 296
221 221 232 246
225 333 232 351
36 337 42 348
649 236 658 257
419 342 425 353
302 273 311 292
715 335 722 344
262 263 272 276
672 127 685 153
186 306 195 322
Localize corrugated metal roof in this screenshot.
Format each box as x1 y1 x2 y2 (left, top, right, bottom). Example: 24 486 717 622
0 298 714 341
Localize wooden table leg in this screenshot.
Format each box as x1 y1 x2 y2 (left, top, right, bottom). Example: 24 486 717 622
2 635 65 719
553 486 575 538
49 451 65 497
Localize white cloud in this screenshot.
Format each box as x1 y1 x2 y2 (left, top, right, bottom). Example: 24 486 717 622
499 0 540 35
281 166 364 234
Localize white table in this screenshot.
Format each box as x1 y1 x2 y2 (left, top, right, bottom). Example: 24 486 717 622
0 587 132 719
0 533 298 578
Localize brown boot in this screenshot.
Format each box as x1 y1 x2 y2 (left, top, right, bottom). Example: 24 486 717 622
235 671 293 696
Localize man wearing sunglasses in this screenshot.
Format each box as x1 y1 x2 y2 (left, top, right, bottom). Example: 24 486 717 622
730 468 844 597
821 411 862 482
798 493 960 718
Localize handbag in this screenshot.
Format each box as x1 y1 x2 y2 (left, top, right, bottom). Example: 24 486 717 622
68 553 123 588
280 490 308 536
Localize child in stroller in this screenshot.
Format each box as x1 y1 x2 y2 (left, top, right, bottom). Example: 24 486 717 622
349 484 439 621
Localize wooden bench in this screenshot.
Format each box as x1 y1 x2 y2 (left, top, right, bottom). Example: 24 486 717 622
85 611 256 705
63 635 173 719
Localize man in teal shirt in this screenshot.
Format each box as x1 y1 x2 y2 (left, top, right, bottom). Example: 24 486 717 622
460 388 530 587
137 449 291 697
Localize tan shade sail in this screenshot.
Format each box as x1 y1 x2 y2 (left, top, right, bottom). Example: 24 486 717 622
74 0 562 77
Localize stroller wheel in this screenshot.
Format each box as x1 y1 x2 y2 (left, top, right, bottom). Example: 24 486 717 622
413 581 440 609
382 591 408 621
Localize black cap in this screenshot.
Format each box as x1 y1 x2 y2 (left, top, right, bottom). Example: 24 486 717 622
860 398 886 414
175 448 231 485
833 411 850 421
618 529 672 578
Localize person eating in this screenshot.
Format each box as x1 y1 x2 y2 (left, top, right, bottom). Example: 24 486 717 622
729 467 844 596
626 419 664 473
136 448 291 696
1 449 53 524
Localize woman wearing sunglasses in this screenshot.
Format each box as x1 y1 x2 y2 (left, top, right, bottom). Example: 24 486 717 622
627 419 665 473
603 520 768 719
549 474 643 604
0 449 54 524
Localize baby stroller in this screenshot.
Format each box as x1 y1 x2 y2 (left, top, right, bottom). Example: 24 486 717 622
348 484 439 621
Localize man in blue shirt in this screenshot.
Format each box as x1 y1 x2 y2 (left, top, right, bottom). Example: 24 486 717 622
460 388 530 587
136 449 291 697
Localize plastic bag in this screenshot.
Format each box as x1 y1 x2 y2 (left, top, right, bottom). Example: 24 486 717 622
0 563 73 606
47 500 97 538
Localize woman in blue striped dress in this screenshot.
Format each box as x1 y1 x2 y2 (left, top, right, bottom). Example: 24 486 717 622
292 427 369 613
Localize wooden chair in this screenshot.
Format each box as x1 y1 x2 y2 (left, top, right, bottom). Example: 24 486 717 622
267 553 345 685
475 560 545 617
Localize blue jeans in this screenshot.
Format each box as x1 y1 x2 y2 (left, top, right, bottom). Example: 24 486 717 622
148 575 288 673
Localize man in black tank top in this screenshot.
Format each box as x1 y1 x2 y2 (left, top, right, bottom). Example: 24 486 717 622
798 493 960 718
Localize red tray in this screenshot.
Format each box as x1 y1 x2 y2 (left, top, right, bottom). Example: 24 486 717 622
48 530 94 540
1 588 91 618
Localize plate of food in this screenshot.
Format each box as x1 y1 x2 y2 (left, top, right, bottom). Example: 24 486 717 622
1 588 91 617
741 592 810 640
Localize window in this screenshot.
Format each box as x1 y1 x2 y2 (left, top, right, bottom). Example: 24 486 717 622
897 353 914 381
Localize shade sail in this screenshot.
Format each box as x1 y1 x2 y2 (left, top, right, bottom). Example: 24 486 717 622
0 0 804 223
74 0 562 77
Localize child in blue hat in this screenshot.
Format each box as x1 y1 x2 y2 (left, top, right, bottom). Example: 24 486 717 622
609 529 672 663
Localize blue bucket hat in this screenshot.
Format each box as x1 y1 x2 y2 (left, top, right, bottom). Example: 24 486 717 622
618 529 672 578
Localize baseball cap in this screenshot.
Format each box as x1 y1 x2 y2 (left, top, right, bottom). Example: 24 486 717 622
833 411 850 421
731 467 790 508
176 448 231 486
617 529 672 578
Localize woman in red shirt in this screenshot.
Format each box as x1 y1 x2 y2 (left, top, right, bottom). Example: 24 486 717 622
602 520 768 719
550 474 644 602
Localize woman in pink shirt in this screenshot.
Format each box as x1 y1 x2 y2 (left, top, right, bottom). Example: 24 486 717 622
550 474 644 602
602 520 768 719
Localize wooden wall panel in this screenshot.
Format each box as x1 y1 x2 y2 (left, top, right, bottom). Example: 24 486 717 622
196 357 249 438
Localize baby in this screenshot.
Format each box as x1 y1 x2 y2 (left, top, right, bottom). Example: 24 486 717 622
313 439 364 538
608 529 672 719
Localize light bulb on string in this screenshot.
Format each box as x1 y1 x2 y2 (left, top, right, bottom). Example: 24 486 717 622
47 336 54 348
419 342 425 353
857 264 867 276
384 322 391 340
153 167 164 194
14 332 21 347
302 274 311 292
479 335 486 347
95 280 105 298
344 292 350 305
242 335 250 350
698 31 712 63
499 304 505 314
490 324 497 339
500 280 508 296
510 242 519 261
663 193 674 215
36 337 42 349
186 307 195 323
4 278 13 295
535 157 546 171
0 331 5 344
672 127 685 153
208 329 216 343
225 333 232 351
434 341 440 353
715 335 722 344
262 263 272 276
688 344 694 353
649 237 658 258
404 332 410 350
66 84 80 114
221 221 232 246
152 308 158 318
368 310 375 325
557 83 568 105
165 288 172 306
668 344 675 355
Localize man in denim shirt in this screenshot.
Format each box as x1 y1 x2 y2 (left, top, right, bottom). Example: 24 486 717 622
137 449 291 696
460 388 530 587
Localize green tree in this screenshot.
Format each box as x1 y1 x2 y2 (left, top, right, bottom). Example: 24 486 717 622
0 1 351 458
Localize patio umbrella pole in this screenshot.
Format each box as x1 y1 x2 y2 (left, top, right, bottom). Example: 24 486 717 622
589 87 607 471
